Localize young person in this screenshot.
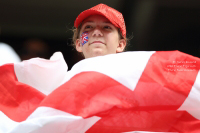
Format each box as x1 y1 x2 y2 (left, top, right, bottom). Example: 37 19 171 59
72 3 128 58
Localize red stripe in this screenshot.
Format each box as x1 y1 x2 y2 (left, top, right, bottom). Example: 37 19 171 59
40 51 200 132
0 64 45 122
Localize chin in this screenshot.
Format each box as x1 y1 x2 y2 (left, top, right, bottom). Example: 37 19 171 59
91 49 105 57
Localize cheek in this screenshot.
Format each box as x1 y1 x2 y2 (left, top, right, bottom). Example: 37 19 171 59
106 33 120 47
80 31 89 46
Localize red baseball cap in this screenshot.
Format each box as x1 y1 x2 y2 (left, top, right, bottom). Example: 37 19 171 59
74 3 126 38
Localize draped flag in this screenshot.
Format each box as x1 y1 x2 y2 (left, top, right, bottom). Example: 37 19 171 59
0 51 200 133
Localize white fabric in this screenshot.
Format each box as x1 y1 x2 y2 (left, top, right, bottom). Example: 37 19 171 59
1 107 100 133
0 43 21 66
14 52 68 95
0 112 18 133
178 71 200 120
63 51 155 91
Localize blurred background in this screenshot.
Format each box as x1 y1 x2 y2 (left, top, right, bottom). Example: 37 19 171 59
0 0 200 69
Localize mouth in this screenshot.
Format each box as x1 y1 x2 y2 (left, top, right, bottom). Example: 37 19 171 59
90 41 105 45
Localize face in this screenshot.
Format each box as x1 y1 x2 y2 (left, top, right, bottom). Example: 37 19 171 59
76 15 126 58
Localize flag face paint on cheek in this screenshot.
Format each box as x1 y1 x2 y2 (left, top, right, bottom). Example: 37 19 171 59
80 31 89 46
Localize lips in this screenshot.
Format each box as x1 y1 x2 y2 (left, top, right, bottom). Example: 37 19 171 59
90 41 105 45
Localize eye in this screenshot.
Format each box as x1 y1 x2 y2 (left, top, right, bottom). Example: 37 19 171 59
85 25 93 29
103 25 112 29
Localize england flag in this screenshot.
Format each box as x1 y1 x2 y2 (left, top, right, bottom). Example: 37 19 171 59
0 51 200 133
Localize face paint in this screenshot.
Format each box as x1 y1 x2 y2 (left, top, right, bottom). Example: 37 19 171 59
80 31 89 46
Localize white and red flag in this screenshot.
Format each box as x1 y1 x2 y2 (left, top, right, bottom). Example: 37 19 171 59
0 51 200 133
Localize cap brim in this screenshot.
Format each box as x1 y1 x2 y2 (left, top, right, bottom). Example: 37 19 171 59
74 10 118 29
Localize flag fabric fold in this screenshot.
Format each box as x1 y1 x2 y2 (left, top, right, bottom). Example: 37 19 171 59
0 51 199 133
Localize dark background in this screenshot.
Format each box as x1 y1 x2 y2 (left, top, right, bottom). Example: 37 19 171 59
0 0 200 69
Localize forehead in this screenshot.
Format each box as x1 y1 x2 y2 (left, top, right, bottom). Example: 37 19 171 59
82 15 111 24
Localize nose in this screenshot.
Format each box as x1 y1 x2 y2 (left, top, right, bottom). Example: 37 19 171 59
92 27 103 37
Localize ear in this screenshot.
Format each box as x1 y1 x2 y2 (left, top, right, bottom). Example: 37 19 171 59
75 39 83 52
116 39 126 53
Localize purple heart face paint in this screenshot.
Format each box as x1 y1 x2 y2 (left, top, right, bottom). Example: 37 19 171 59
80 31 89 46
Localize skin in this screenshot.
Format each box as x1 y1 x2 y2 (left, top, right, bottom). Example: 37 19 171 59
75 15 126 58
